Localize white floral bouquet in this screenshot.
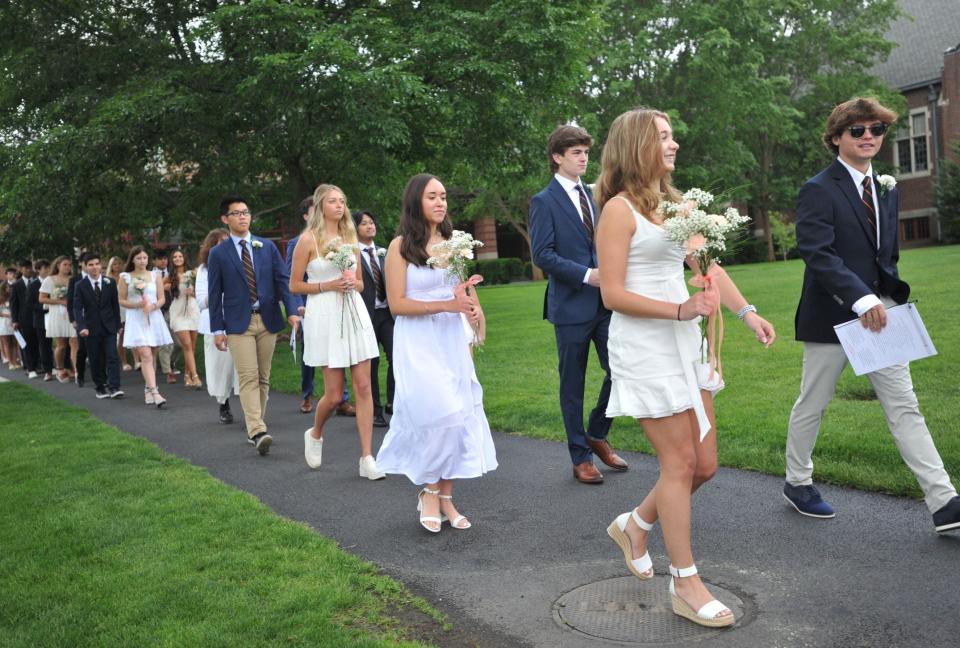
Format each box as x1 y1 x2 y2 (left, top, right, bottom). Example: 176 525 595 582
661 188 751 377
427 230 485 346
180 270 196 315
323 237 361 337
130 277 150 324
53 285 69 301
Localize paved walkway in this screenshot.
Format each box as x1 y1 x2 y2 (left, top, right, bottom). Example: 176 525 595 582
5 367 959 647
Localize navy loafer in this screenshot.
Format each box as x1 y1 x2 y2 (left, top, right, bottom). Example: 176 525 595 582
933 496 960 533
783 482 835 518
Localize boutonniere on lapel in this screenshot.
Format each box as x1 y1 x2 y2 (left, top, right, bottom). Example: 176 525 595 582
251 240 263 249
101 277 111 284
877 174 896 197
376 247 387 258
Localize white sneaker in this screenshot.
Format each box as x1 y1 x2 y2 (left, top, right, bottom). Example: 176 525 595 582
28 371 38 379
359 455 386 481
304 428 323 469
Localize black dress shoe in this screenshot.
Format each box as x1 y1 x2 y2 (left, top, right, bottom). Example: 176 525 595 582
373 413 388 428
933 496 960 533
219 403 234 424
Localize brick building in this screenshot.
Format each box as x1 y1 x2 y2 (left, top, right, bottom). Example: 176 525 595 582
870 0 960 246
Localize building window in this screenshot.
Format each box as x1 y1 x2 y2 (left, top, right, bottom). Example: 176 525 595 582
895 110 929 175
900 217 930 241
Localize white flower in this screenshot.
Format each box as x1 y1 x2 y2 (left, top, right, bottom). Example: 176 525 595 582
376 247 387 257
459 248 474 259
251 240 263 249
877 174 896 194
709 214 728 227
102 277 110 284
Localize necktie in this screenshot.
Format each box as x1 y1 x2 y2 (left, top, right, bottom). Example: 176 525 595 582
239 240 258 303
575 185 594 240
94 280 101 303
365 247 386 302
861 176 878 248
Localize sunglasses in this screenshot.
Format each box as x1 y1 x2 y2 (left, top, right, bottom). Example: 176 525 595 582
846 123 887 138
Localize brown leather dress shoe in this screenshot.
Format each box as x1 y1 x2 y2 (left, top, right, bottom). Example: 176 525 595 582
336 402 357 416
299 396 313 413
573 461 604 484
587 438 629 472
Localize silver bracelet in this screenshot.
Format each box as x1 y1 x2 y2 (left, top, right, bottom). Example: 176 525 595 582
737 304 757 320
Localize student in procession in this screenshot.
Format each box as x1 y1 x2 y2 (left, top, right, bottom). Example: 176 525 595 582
375 173 497 532
73 252 124 400
119 246 174 407
208 195 300 455
195 229 237 424
66 261 89 387
152 249 180 384
106 256 133 371
353 209 395 428
0 282 16 370
289 184 384 479
39 255 78 383
10 259 40 378
783 97 960 533
29 259 55 381
165 247 202 389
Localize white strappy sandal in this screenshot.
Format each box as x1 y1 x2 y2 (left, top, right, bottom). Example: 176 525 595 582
668 564 734 628
416 488 442 533
607 509 655 579
438 494 471 530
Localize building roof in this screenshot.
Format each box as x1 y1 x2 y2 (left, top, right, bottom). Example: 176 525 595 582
870 0 960 91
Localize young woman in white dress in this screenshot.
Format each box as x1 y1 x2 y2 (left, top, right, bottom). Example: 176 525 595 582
38 256 78 383
165 248 202 388
595 108 776 628
0 282 17 370
375 174 497 533
289 184 384 480
106 256 133 371
118 245 174 407
195 229 238 424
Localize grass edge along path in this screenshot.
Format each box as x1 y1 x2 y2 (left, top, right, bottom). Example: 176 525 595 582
0 382 444 648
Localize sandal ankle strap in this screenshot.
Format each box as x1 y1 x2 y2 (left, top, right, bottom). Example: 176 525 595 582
438 494 453 500
421 487 440 496
631 509 655 531
669 564 698 578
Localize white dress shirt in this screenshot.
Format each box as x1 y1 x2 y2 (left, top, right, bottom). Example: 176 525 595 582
836 157 882 316
554 173 596 285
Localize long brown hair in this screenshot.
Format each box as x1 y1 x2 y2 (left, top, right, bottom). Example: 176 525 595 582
167 247 191 299
49 255 70 278
198 229 228 267
124 245 149 273
398 173 452 266
595 108 680 221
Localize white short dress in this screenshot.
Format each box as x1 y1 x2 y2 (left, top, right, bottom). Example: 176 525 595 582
121 272 174 348
168 275 200 333
301 254 379 368
40 276 76 338
0 304 13 336
375 263 498 485
605 196 723 440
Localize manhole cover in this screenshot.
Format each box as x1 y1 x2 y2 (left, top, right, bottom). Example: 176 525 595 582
553 575 747 645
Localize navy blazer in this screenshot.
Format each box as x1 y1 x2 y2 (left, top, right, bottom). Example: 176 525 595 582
529 177 606 325
794 159 910 343
74 276 121 336
207 235 298 335
284 234 308 311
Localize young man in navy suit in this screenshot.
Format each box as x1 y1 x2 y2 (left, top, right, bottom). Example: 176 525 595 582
74 252 124 399
784 97 960 533
530 124 628 484
209 195 300 455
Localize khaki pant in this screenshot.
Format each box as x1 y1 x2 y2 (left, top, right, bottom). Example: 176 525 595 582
227 314 277 438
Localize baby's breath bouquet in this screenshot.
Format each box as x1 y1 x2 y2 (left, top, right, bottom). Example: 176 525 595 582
130 277 149 325
427 230 484 346
53 285 69 301
323 237 362 337
180 270 196 315
661 188 750 377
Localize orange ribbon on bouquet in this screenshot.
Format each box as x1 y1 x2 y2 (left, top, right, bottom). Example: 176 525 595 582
689 265 724 381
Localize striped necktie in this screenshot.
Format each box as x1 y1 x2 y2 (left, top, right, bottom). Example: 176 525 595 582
365 247 386 302
861 176 878 248
575 185 594 240
239 240 258 303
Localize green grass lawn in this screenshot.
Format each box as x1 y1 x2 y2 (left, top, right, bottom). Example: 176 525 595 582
268 245 959 500
0 382 442 648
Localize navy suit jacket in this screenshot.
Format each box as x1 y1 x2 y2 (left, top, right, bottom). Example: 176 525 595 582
529 177 606 325
74 276 121 336
794 158 910 343
208 235 297 335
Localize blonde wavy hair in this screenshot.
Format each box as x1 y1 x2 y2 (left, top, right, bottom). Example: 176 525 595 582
306 184 357 249
595 107 681 221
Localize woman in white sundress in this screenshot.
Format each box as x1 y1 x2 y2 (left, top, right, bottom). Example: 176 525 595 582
38 255 78 382
119 245 174 407
595 108 776 629
375 173 497 533
289 183 383 480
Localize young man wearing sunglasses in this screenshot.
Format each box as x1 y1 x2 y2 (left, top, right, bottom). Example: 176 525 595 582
783 97 960 533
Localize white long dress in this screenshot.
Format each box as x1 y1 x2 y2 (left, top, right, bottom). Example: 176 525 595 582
375 264 498 485
195 265 238 402
121 272 174 348
605 196 723 440
301 255 378 368
40 276 76 338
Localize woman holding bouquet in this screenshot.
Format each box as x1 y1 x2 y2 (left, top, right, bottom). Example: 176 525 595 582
165 247 202 388
375 173 497 533
38 255 78 382
119 245 173 406
289 183 384 480
107 256 133 371
595 108 775 628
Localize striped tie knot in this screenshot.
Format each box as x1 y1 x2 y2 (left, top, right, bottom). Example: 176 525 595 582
239 239 258 303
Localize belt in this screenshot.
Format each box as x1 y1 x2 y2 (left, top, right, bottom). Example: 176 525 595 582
251 308 262 314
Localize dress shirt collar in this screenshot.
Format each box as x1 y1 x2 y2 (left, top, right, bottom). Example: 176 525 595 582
88 275 102 289
837 156 873 193
230 232 253 250
554 173 584 195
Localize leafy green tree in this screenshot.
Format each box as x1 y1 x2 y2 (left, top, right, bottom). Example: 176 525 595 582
934 147 960 243
769 211 797 260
